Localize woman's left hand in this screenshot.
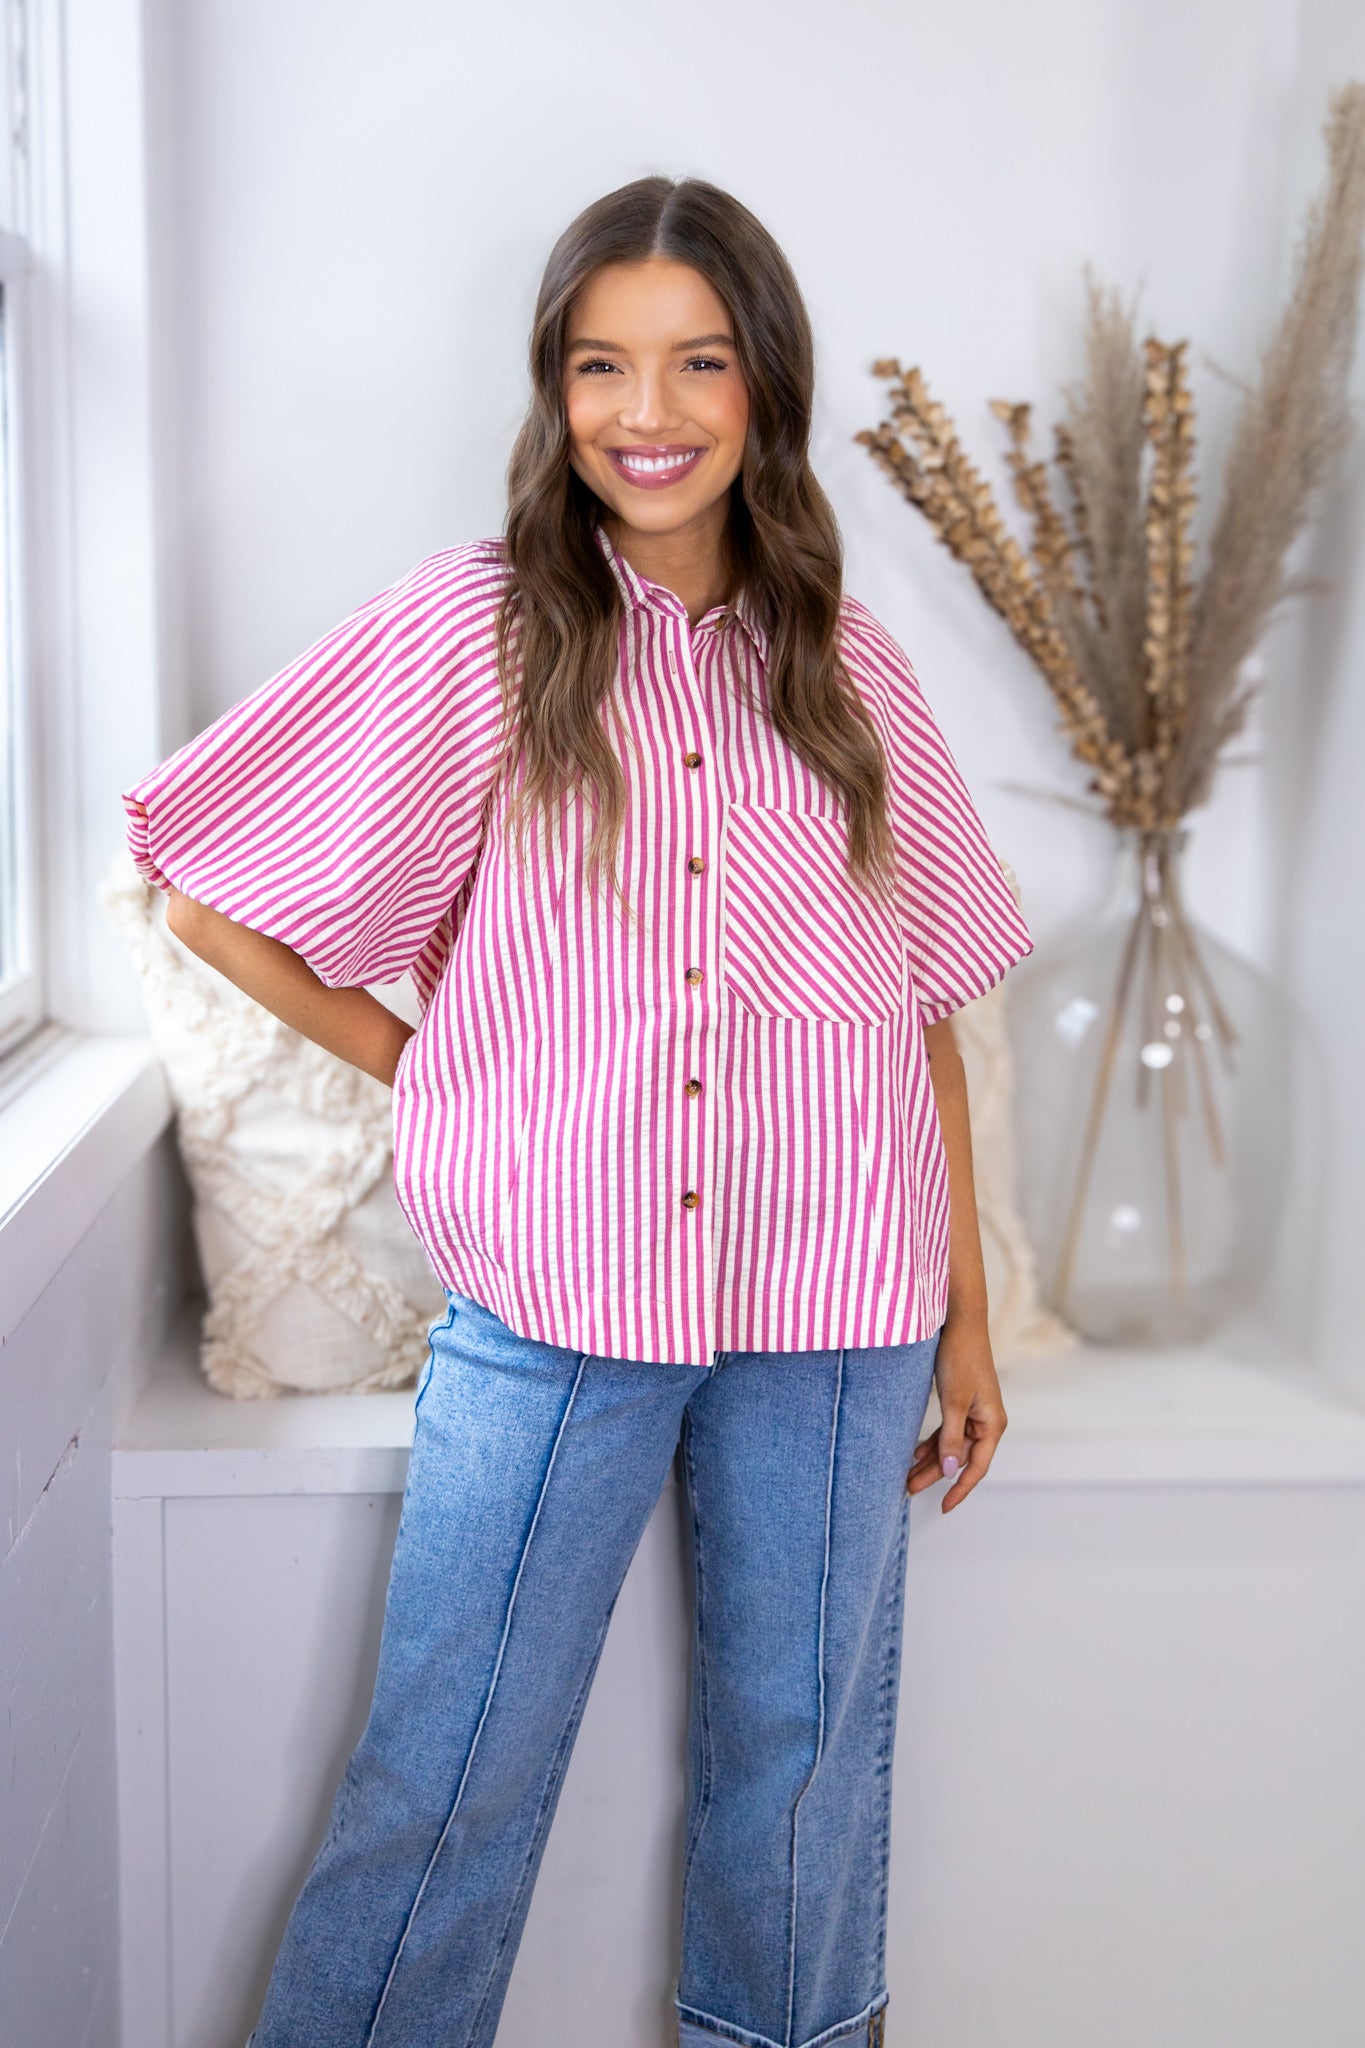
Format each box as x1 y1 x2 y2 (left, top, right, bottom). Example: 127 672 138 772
906 1314 1008 1512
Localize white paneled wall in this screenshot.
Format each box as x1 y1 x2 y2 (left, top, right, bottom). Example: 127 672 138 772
0 1133 191 2048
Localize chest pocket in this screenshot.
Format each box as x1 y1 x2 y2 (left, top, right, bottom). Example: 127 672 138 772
722 803 906 1026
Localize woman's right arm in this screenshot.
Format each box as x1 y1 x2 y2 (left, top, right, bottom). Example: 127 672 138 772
167 886 414 1090
123 544 511 1051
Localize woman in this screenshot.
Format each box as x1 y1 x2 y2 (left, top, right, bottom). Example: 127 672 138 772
124 175 1033 2048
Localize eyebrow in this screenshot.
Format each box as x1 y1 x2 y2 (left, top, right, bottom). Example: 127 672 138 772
566 333 736 353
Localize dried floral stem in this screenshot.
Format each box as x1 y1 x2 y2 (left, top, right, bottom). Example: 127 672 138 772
1053 891 1146 1306
1140 339 1197 816
1052 422 1103 624
1165 855 1239 1069
857 364 1137 815
1056 274 1150 748
1180 81 1365 812
993 399 1085 611
1159 984 1187 1302
1165 895 1227 1166
1051 833 1233 1309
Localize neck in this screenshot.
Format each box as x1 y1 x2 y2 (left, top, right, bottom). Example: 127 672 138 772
603 498 737 628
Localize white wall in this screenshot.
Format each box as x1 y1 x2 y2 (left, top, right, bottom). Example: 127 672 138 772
1261 4 1365 1389
143 0 1301 973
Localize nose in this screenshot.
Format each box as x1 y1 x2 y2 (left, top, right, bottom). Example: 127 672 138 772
617 364 678 435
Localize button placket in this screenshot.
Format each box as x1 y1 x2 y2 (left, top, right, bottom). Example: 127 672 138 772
674 620 718 1254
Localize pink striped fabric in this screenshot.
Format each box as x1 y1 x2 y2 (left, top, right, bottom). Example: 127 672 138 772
123 524 1033 1366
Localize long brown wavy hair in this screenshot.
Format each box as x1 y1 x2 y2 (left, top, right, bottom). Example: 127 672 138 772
494 174 898 920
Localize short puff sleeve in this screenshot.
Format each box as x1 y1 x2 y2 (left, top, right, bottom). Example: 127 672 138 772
122 541 512 993
839 596 1034 1026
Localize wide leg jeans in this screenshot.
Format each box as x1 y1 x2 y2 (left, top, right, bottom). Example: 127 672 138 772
246 1289 942 2048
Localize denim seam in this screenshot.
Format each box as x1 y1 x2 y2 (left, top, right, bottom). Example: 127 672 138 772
872 1492 910 1966
783 1345 844 2048
465 1576 615 2046
678 1410 716 1916
413 1297 458 1419
363 1350 590 2048
677 1985 888 2048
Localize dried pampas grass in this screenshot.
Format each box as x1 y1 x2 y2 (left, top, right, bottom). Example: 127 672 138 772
856 80 1365 831
1181 84 1365 810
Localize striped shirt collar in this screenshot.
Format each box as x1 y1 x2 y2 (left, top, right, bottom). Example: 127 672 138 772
593 519 771 661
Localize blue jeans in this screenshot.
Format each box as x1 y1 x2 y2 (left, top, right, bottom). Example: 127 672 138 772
247 1290 942 2048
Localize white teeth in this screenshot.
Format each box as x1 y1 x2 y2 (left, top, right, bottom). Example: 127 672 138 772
616 449 699 474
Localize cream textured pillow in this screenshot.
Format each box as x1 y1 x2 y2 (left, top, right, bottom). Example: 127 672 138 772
99 850 445 1399
955 856 1078 1367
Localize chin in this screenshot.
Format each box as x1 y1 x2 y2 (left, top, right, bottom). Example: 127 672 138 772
599 487 729 532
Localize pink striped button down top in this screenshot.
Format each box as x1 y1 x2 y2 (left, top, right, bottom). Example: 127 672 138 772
123 524 1033 1367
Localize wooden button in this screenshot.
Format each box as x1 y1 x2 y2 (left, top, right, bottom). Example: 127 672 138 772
685 966 704 986
685 1078 702 1097
687 855 705 874
681 1190 700 1210
683 751 702 768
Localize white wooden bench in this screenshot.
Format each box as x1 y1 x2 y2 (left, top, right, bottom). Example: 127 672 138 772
113 1305 1365 2048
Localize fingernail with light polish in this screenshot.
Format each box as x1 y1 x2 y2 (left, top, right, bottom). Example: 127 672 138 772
942 1454 960 1478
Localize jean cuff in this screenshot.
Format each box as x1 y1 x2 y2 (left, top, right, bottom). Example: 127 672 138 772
677 1990 888 2048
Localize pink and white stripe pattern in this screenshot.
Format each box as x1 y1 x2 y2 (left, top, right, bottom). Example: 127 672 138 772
124 525 1033 1367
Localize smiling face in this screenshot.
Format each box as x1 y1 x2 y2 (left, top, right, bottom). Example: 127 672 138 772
562 256 751 549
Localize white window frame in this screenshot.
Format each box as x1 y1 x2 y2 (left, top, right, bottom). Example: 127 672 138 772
0 0 175 1334
0 218 40 1058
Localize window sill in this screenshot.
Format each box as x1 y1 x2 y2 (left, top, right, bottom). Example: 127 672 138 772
0 1027 173 1342
111 1299 1365 1501
13 1034 1365 1494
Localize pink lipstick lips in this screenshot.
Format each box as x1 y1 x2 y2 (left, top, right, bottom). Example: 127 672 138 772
604 444 706 490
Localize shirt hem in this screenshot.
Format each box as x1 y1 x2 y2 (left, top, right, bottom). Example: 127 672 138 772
417 1240 948 1368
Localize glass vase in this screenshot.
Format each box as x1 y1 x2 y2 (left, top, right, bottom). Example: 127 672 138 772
1003 825 1292 1346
